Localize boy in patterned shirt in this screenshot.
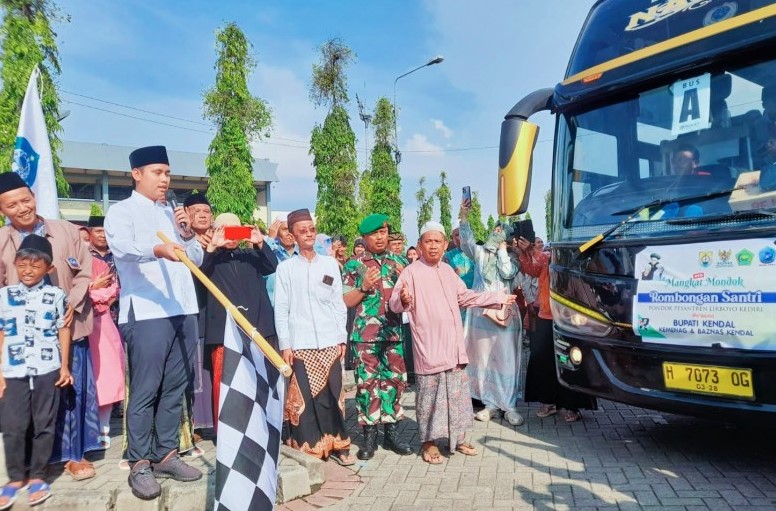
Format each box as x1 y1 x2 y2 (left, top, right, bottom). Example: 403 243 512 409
0 235 72 509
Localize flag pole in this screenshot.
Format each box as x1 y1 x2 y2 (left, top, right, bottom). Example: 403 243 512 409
157 232 292 377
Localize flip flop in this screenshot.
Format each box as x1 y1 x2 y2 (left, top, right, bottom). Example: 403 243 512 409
564 410 582 423
28 481 51 507
454 442 478 456
329 451 356 467
64 460 96 481
0 484 24 511
536 404 557 418
421 444 444 465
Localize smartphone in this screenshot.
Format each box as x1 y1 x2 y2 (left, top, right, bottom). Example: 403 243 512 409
462 186 472 204
517 219 536 244
224 225 252 240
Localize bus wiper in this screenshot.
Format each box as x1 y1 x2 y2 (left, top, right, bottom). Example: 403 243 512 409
666 208 776 225
577 185 742 256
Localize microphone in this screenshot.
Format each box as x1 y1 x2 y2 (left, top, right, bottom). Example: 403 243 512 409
166 190 188 232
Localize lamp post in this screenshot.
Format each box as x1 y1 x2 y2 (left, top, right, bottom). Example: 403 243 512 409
393 55 444 164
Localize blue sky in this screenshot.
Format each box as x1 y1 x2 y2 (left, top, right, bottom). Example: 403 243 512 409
54 0 596 239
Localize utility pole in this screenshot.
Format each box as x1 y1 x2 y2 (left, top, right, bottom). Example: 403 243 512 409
356 94 372 170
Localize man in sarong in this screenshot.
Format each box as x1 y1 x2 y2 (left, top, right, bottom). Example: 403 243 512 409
274 209 355 465
389 222 516 464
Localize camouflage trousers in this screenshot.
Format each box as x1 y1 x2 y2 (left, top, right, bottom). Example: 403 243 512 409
353 341 407 426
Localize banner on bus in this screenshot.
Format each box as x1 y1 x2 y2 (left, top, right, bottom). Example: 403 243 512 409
633 238 776 350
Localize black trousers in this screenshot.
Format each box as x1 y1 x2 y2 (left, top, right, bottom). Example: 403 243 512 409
0 371 60 481
121 309 197 463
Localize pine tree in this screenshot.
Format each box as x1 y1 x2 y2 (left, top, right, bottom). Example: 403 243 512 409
0 0 69 195
468 191 487 242
309 39 359 241
415 176 433 236
362 97 401 230
203 23 272 222
486 214 495 233
435 171 451 236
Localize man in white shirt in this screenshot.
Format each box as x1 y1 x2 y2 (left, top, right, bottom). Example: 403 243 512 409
273 209 354 466
104 146 204 500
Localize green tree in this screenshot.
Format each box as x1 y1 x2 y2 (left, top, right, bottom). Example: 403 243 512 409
435 171 451 236
486 214 495 233
361 97 401 229
468 191 487 242
0 0 69 195
89 203 103 216
544 188 552 238
309 38 359 242
203 23 272 222
415 176 433 236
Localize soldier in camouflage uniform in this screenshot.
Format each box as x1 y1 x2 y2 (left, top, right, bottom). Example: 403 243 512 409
343 214 414 460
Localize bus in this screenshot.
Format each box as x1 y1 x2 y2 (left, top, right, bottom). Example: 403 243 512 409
499 0 776 419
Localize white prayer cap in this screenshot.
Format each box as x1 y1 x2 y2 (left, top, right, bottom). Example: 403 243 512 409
420 221 446 237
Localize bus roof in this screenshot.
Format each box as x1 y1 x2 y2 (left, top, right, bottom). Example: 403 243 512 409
556 0 776 108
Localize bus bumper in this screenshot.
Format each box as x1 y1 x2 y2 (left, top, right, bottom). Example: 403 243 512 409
554 332 776 421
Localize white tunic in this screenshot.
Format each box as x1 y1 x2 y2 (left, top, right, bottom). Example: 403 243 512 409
105 191 203 323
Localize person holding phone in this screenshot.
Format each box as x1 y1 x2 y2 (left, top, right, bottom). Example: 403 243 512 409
200 213 278 428
458 198 525 427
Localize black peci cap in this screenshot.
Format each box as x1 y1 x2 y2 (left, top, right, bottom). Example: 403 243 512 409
129 146 169 169
18 234 53 260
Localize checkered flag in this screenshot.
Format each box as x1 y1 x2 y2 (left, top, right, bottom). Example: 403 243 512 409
215 313 285 511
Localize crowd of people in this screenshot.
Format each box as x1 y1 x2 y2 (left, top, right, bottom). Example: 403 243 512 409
0 145 596 508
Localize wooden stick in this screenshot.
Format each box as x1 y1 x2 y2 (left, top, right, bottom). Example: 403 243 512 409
157 232 292 377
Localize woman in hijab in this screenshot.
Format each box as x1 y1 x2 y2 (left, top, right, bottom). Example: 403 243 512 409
459 202 524 426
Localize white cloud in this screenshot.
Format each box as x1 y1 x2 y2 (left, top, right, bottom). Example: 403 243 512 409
404 134 443 156
431 118 453 139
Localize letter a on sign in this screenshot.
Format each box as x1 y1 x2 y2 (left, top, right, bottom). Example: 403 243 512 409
671 73 711 136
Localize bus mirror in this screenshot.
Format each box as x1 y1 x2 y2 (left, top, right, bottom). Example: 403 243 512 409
498 118 539 216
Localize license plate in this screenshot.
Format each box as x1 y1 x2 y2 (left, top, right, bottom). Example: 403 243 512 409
662 362 754 399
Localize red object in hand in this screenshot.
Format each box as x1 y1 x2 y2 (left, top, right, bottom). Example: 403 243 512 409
224 226 252 240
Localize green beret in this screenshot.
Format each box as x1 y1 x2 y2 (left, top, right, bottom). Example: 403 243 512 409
358 213 389 235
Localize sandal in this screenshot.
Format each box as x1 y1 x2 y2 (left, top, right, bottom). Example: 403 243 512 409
536 404 557 418
564 410 582 423
454 442 478 456
0 483 25 511
97 434 111 449
182 446 205 458
421 443 443 465
27 481 51 507
329 450 357 467
64 459 96 481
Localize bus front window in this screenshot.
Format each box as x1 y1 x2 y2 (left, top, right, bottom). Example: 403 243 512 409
556 59 776 242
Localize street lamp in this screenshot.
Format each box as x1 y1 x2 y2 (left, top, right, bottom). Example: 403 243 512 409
393 55 444 164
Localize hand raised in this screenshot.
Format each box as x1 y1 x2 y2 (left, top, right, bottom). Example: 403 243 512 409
399 283 413 308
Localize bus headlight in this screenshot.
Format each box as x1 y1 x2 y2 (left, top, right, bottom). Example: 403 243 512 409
569 346 583 365
551 297 612 337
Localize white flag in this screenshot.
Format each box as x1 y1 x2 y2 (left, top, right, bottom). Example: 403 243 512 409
12 66 59 219
215 313 285 511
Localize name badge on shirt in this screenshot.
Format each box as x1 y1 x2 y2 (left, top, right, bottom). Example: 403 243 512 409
66 257 81 270
322 275 334 286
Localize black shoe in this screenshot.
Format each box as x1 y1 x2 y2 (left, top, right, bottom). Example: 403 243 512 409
357 426 378 460
129 460 162 500
383 422 413 456
153 451 202 482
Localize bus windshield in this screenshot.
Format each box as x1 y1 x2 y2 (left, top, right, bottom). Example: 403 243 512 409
556 58 776 242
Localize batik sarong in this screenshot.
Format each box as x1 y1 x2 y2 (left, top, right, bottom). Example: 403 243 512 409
416 367 474 452
284 345 350 459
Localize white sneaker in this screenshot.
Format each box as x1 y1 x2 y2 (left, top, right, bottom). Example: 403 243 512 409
505 411 524 426
474 407 500 422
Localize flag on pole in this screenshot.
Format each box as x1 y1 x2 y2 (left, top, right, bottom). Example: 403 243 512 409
12 65 59 219
215 313 285 511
